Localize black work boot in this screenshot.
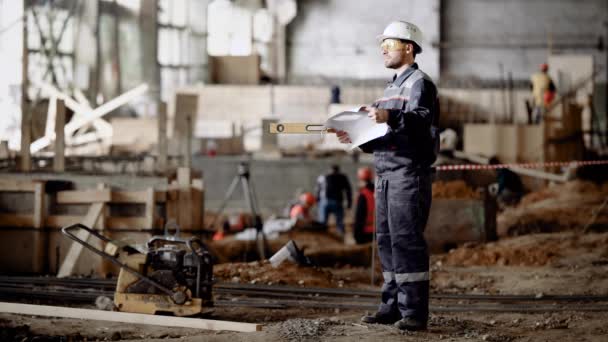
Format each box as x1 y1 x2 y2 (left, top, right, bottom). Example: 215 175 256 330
394 317 427 331
361 311 400 325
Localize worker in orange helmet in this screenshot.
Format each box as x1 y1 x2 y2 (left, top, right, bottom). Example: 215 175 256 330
289 192 316 220
530 63 556 124
353 167 375 244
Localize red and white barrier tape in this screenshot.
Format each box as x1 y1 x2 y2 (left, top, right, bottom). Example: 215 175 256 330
434 160 608 172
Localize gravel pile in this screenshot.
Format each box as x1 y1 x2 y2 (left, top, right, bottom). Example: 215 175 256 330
277 318 342 341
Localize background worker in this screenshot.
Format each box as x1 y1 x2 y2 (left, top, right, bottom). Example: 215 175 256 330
315 164 352 238
488 157 524 209
289 192 316 221
331 20 439 331
353 167 375 244
530 63 556 124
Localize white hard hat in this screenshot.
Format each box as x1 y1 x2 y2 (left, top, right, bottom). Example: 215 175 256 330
377 21 423 52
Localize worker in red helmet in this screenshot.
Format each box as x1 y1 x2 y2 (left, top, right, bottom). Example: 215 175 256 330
289 192 316 220
530 63 556 124
353 167 375 244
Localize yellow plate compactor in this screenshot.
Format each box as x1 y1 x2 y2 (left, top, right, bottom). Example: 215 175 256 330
62 223 214 316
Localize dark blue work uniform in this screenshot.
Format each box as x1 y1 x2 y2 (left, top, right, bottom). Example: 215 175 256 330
359 63 439 323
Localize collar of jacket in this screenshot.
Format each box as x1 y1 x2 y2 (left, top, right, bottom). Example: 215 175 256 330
390 63 419 87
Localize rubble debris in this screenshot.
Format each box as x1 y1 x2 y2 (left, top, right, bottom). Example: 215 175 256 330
432 180 481 199
214 260 335 287
498 180 608 236
436 232 608 267
277 318 342 342
209 231 369 266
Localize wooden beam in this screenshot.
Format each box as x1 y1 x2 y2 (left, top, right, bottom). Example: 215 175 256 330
20 102 31 171
0 180 38 192
45 215 162 230
106 216 160 230
0 213 34 227
64 84 148 136
174 94 197 168
56 203 104 278
144 187 155 229
32 182 46 271
96 183 110 275
112 190 166 203
45 96 57 138
20 0 30 171
56 189 112 204
45 215 82 228
177 168 192 229
33 183 45 229
53 99 66 172
157 102 168 174
30 84 149 153
95 184 108 230
0 302 262 332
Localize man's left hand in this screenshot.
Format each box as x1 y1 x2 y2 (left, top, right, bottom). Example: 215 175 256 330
364 107 389 124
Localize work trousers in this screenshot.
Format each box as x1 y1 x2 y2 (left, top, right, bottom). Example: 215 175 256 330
375 168 432 322
318 199 345 233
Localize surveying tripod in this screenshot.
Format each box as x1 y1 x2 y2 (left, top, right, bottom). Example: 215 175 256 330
208 162 268 259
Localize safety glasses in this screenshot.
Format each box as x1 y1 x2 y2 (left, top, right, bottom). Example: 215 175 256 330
380 39 407 52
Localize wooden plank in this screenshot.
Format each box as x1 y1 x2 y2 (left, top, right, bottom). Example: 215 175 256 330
174 94 197 168
53 99 66 172
158 102 168 174
20 0 29 169
112 190 166 203
209 55 260 84
95 184 107 230
56 189 112 204
96 184 110 276
166 184 178 225
33 183 45 229
46 215 162 230
192 187 203 229
57 203 104 278
0 302 262 332
144 188 155 229
0 213 34 227
31 84 149 153
0 179 38 192
32 182 45 271
106 217 151 230
177 168 192 230
46 215 82 228
20 96 31 172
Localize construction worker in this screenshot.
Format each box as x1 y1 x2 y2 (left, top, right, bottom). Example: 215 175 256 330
315 164 352 237
488 157 524 208
289 192 316 220
353 167 375 244
530 63 556 124
330 21 439 331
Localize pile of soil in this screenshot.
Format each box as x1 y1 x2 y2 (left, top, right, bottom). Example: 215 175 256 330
432 180 481 199
214 260 335 288
209 230 372 267
498 180 608 236
436 232 608 267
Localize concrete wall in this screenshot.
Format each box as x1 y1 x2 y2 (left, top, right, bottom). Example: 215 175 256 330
287 0 440 84
440 0 608 83
192 155 372 216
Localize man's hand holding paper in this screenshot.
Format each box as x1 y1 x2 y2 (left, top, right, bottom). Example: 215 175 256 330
325 107 389 149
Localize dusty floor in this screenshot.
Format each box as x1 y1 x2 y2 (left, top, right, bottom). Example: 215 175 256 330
2 181 608 341
2 231 608 341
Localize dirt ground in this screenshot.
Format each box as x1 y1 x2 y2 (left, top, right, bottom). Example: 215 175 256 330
2 181 608 341
3 231 607 341
498 180 608 236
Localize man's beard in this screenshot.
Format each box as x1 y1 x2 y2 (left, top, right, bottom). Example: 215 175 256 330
384 58 401 69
